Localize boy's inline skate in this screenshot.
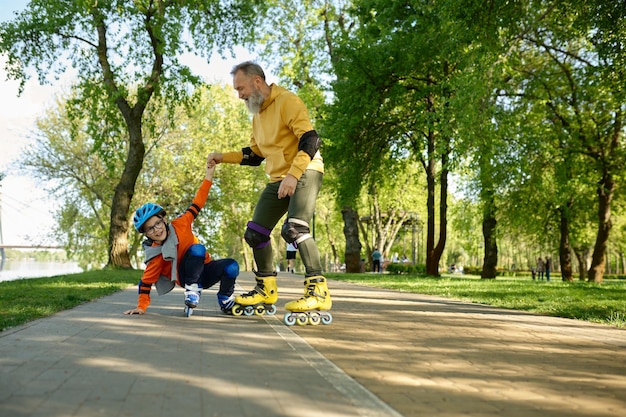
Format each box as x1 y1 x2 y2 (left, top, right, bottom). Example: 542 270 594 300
217 294 236 314
283 276 332 326
232 273 278 316
183 284 201 317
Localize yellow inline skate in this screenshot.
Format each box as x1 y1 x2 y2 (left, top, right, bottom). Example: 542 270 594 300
283 276 332 326
232 274 278 316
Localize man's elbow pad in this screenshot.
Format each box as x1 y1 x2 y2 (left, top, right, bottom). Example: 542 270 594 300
298 130 321 159
241 147 265 166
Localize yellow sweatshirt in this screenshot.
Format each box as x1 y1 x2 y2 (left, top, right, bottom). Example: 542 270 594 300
222 84 324 182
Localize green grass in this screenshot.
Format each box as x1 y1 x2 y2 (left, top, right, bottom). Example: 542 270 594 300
326 273 626 328
2 270 625 331
0 269 142 332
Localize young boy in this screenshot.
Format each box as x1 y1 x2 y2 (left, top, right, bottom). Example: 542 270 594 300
124 156 239 316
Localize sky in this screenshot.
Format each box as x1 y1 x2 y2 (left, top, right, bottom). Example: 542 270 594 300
0 1 259 246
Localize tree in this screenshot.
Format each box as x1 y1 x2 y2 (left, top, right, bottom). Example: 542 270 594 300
0 0 260 268
324 0 488 276
20 97 117 268
18 81 266 270
341 206 361 273
255 0 364 271
493 0 626 283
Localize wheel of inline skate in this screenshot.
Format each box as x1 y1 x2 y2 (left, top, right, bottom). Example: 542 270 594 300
283 312 296 326
296 313 309 326
254 305 266 316
308 312 321 326
265 304 277 316
321 312 333 325
184 306 193 317
232 304 244 316
243 306 254 316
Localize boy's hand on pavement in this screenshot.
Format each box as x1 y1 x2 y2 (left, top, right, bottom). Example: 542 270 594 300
124 308 145 315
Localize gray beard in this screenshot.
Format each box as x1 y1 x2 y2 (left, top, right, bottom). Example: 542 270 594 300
246 89 265 114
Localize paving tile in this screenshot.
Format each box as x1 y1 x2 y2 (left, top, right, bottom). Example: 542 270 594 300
1 271 625 417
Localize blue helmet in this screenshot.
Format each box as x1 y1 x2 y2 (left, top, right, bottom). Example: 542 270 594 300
133 203 166 232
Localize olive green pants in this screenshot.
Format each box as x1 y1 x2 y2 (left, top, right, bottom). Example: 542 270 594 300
251 170 323 277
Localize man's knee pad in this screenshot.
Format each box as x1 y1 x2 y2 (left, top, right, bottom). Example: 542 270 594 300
244 221 271 249
224 259 239 279
281 218 312 245
188 243 206 258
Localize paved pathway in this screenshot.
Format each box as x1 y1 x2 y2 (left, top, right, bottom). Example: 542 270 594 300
1 271 625 417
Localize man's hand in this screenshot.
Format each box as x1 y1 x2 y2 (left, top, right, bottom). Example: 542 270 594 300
278 174 298 199
124 308 146 315
206 154 216 181
207 152 223 166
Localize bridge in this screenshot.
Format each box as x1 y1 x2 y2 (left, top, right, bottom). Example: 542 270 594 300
0 245 65 270
0 245 64 249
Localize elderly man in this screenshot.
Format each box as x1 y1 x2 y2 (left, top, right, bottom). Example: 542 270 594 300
207 61 332 326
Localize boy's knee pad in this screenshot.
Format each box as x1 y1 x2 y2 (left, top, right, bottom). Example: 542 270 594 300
189 243 206 258
281 218 312 245
244 221 271 249
224 259 239 279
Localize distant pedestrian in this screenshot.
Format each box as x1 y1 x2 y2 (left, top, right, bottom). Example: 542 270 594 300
286 242 297 273
537 257 545 280
372 248 383 273
531 267 536 280
545 257 552 281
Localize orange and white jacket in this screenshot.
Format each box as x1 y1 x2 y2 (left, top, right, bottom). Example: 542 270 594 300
136 179 213 311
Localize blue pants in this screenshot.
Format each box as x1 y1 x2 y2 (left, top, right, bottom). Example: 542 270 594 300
178 246 238 297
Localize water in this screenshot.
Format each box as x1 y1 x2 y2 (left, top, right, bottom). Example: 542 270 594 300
0 260 83 282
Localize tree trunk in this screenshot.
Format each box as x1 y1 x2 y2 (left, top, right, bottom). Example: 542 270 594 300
573 247 590 281
323 219 340 270
431 150 449 275
95 7 162 268
480 184 498 279
107 120 145 268
364 187 410 262
424 128 439 276
242 238 253 272
342 206 362 273
587 173 615 283
558 204 574 281
481 216 498 279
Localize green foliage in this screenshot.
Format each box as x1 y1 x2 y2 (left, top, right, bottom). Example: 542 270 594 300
20 98 116 268
0 0 260 97
486 0 626 280
385 263 426 275
257 0 336 113
6 0 626 278
321 0 496 277
0 269 142 332
0 0 265 267
19 83 259 267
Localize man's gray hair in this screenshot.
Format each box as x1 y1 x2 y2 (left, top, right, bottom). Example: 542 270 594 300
230 61 266 80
